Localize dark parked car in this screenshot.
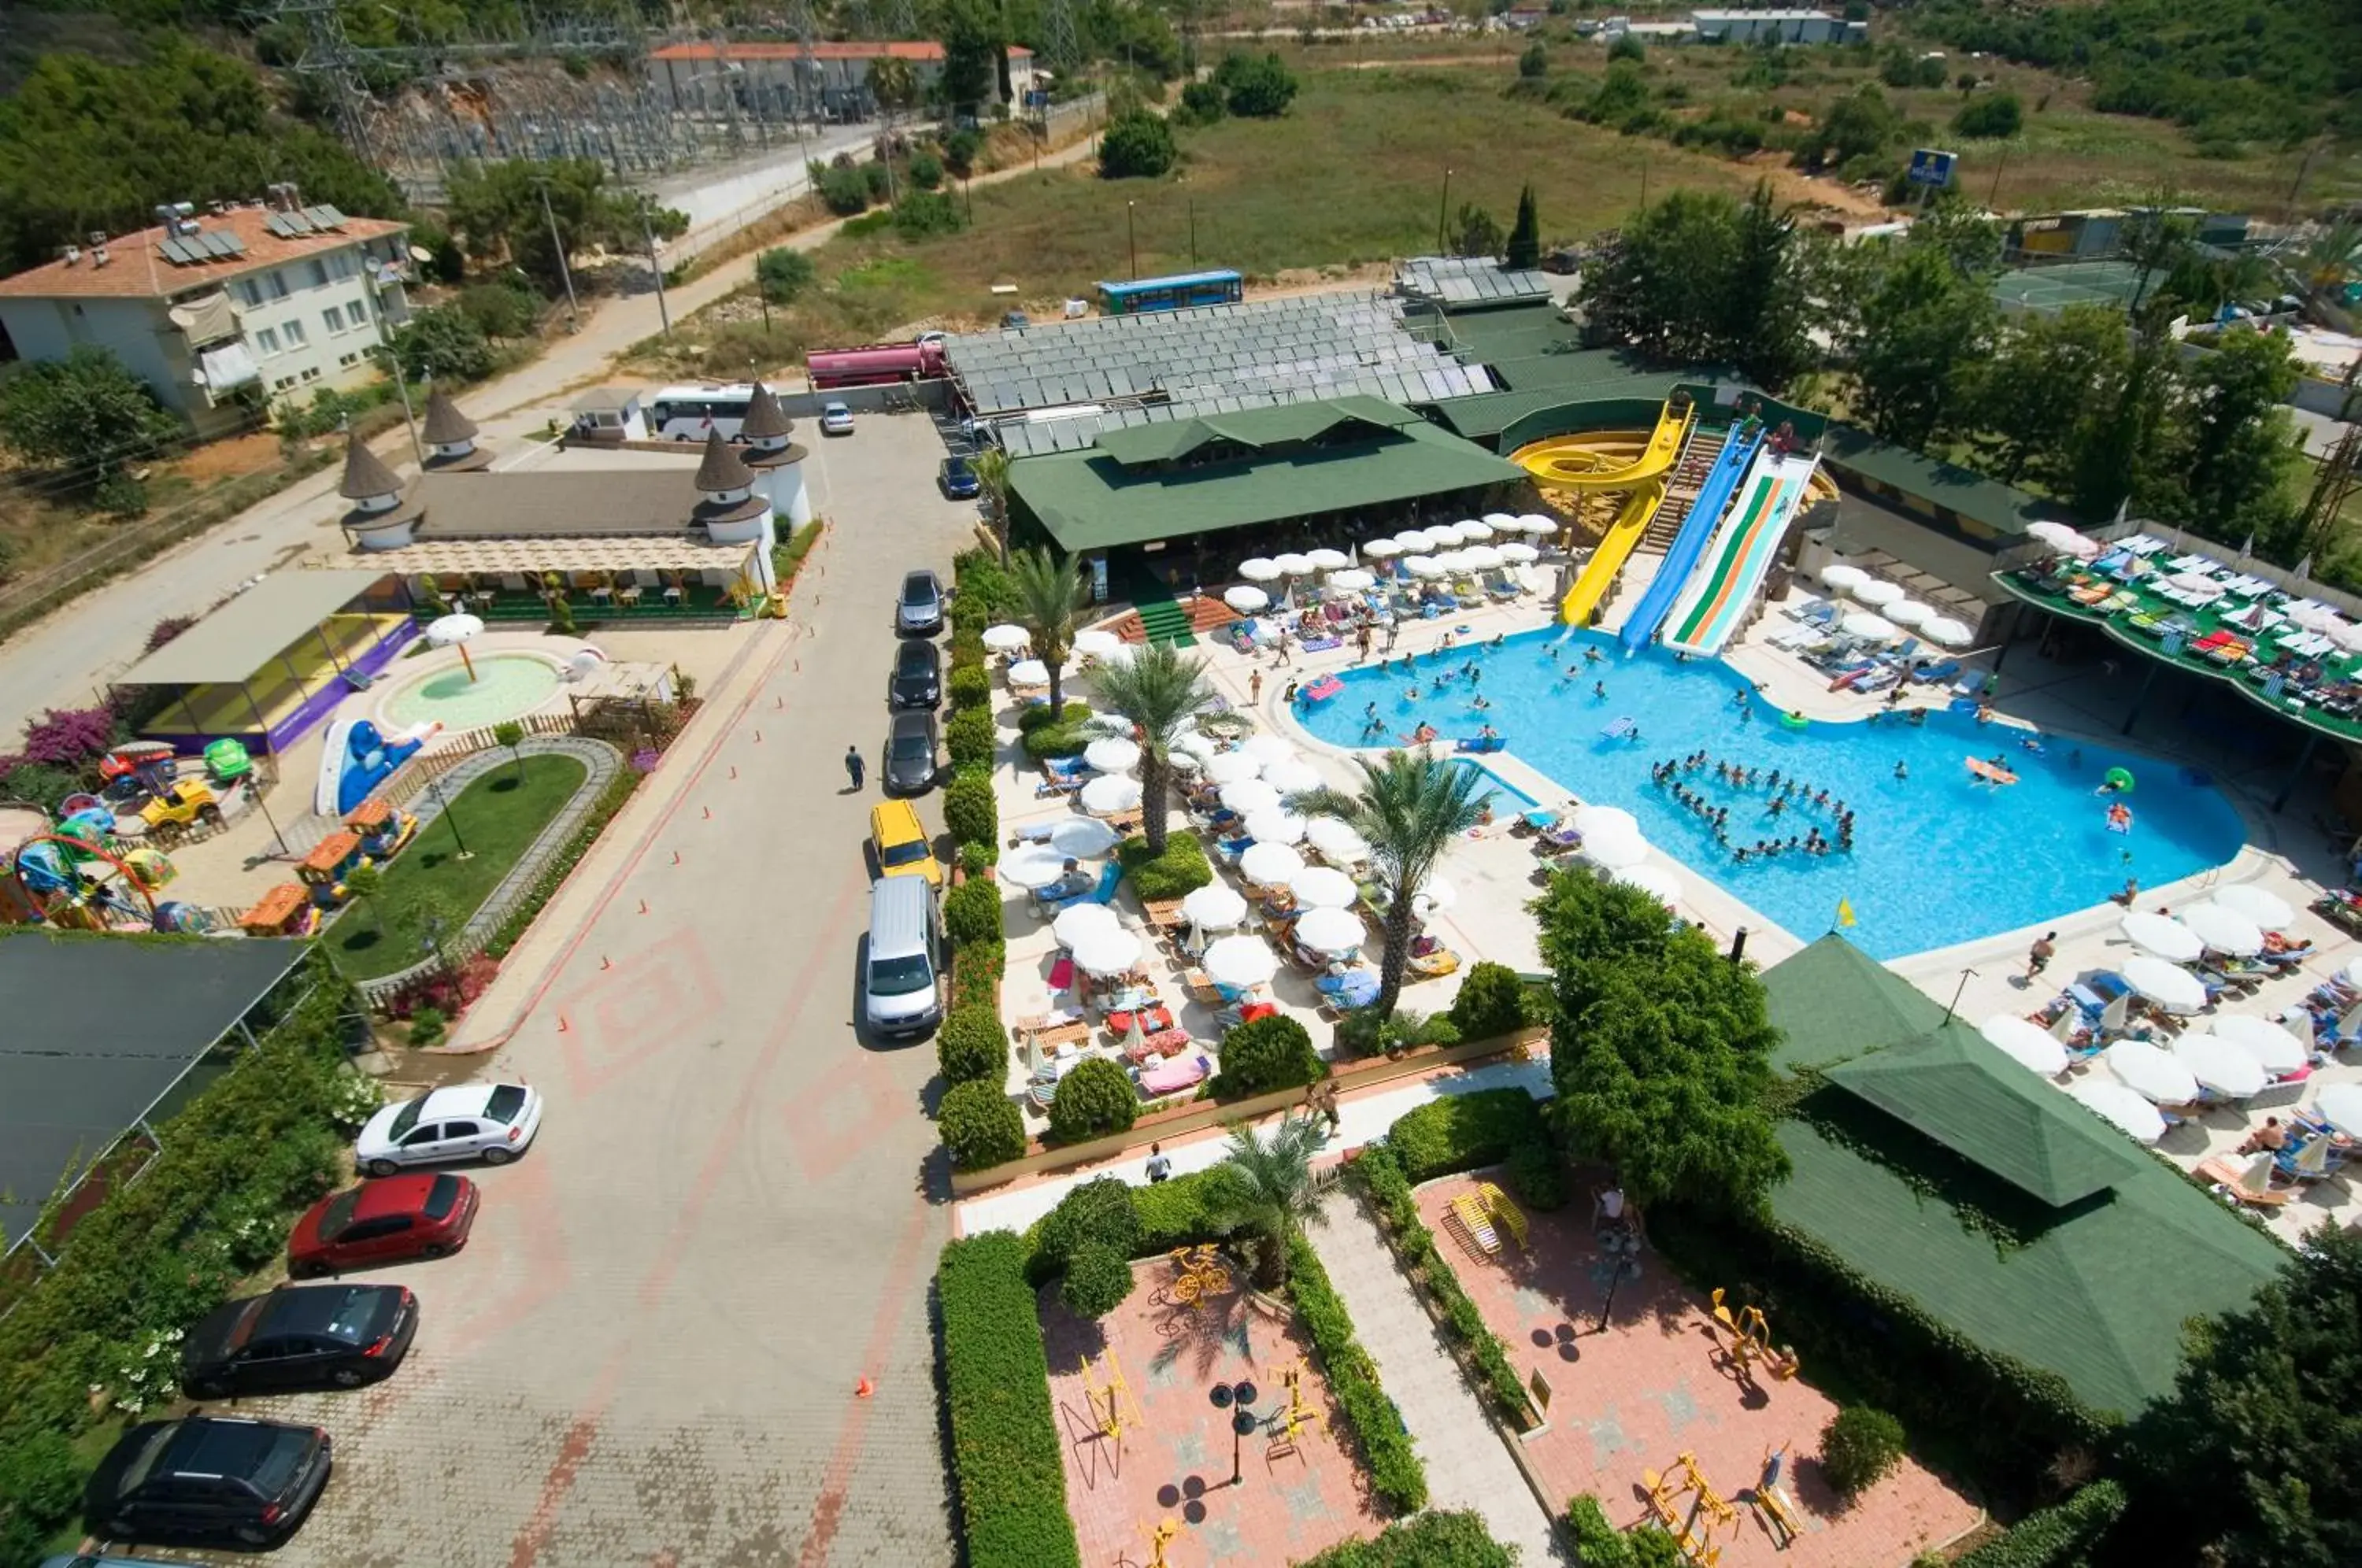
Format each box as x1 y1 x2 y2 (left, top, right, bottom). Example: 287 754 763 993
939 455 981 500
890 639 942 708
896 569 946 636
287 1173 478 1278
883 710 940 796
181 1283 419 1399
84 1416 332 1548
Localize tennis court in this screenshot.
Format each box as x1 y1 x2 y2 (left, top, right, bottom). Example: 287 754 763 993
1993 261 2144 314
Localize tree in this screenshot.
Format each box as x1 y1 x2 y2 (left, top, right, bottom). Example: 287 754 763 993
443 158 684 295
1505 183 1542 271
1820 1407 1908 1496
1803 85 1898 170
1580 190 1740 364
1537 872 1789 1215
1953 91 2023 139
1087 642 1216 856
1841 240 1997 450
938 0 1005 115
2070 315 2180 522
1721 180 1815 390
2164 327 2303 553
1059 1243 1135 1318
1050 1056 1138 1141
2119 1225 2362 1565
0 347 181 475
867 55 921 125
755 246 817 305
1607 31 1646 63
1098 109 1177 179
1518 41 1549 80
1203 1115 1330 1288
1970 305 2133 486
491 720 526 782
1450 204 1505 261
341 863 386 934
380 305 497 383
1008 545 1089 715
971 446 1013 561
1213 51 1298 117
1290 752 1493 1020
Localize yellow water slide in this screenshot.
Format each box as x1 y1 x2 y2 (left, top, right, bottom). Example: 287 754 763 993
1511 401 1691 626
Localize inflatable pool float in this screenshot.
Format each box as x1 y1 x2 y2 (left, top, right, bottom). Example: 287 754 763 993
1302 675 1345 704
1965 757 2020 786
1779 712 1811 730
2107 803 2134 833
2103 766 2135 793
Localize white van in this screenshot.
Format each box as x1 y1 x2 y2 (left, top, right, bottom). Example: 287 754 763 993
862 875 944 1039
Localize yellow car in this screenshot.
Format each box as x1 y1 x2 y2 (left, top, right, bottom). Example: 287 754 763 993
868 798 942 886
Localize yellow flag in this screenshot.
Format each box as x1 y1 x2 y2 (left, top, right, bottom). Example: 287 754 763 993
1835 898 1857 929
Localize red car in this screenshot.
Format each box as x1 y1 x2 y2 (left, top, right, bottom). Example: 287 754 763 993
287 1173 478 1278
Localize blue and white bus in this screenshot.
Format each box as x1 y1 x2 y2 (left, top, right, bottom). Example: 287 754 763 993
1096 268 1245 316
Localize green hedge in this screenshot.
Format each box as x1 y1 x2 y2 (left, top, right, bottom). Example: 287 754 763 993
948 664 991 711
938 1233 1082 1568
1021 721 1090 760
1448 960 1533 1041
944 770 998 846
1285 1233 1429 1514
950 934 1005 1016
946 706 997 770
1209 1013 1323 1098
1116 830 1213 899
1564 1494 1686 1567
1129 1168 1226 1253
944 877 1004 948
1048 1056 1138 1141
1388 1088 1551 1184
1957 1480 2126 1568
938 1006 1006 1085
1016 700 1090 734
940 1080 1027 1169
1294 1509 1516 1566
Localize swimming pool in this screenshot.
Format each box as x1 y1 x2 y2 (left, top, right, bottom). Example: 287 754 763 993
1294 628 2249 959
382 653 562 732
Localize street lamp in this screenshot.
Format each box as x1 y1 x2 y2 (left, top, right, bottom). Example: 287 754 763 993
1594 1229 1642 1333
1209 1379 1259 1486
1126 200 1138 280
426 771 473 861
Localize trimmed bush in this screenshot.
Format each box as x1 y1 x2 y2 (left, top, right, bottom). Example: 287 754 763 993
1563 1496 1686 1567
939 1233 1082 1568
943 770 998 845
1506 1139 1568 1211
944 877 1004 948
948 664 991 710
1285 1233 1427 1513
1022 722 1090 761
938 1007 1006 1085
1821 1405 1908 1496
1116 830 1212 899
946 706 997 770
1130 1168 1225 1252
950 937 1005 1016
1212 1014 1322 1097
1388 1088 1551 1183
1449 961 1531 1041
951 626 986 668
1035 1176 1143 1274
1336 1006 1458 1059
1049 1056 1138 1142
1059 1241 1135 1318
1016 700 1089 734
1294 1510 1515 1566
940 1080 1026 1170
1957 1479 2126 1568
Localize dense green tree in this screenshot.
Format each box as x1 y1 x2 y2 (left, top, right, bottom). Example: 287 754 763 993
1213 51 1298 117
1449 204 1505 260
1087 643 1216 856
443 159 683 294
2070 315 2180 523
1579 190 1738 364
1518 41 1549 80
938 0 1007 113
1801 83 1899 170
0 346 183 474
1720 180 1814 390
379 304 496 383
1607 31 1646 63
1953 91 2023 139
2160 327 2303 553
1537 872 1788 1215
1505 183 1542 272
1841 240 1998 450
1969 304 2134 486
1098 109 1177 178
755 246 817 305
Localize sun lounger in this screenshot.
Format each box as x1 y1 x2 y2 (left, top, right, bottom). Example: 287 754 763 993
2196 1152 2294 1207
1135 1051 1213 1099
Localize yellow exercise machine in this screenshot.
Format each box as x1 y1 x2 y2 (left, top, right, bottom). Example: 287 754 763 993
1141 1517 1179 1568
1079 1347 1146 1445
1709 1288 1800 1383
1751 1444 1803 1550
1442 1182 1530 1259
1264 1355 1325 1464
1168 1244 1231 1310
1642 1451 1739 1566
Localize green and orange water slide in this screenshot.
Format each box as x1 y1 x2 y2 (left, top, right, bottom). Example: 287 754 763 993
1660 449 1823 658
1509 401 1691 627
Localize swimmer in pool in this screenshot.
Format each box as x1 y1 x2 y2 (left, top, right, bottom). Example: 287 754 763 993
1404 686 1420 703
1479 723 1500 742
1894 761 1908 780
1584 646 1603 665
1592 681 1608 700
1470 695 1492 710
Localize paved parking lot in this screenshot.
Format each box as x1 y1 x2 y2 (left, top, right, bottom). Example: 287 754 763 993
157 413 979 1567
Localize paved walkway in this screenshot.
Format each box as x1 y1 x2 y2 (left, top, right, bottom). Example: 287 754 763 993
1309 1194 1570 1565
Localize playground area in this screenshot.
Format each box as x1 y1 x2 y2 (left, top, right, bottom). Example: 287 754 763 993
1037 1250 1390 1568
1410 1174 1979 1567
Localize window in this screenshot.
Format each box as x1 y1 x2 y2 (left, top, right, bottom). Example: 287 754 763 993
253 327 280 354
298 366 320 383
282 318 307 346
338 351 361 368
321 305 342 333
233 278 265 309
262 271 289 301
399 1122 443 1148
486 1085 528 1122
304 259 329 290
328 251 357 281
272 375 295 391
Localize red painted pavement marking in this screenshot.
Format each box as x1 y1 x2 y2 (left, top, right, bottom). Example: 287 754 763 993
782 1049 910 1185
506 870 867 1568
563 927 724 1097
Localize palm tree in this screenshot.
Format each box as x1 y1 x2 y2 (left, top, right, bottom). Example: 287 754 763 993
1289 750 1491 1019
971 446 1013 564
1205 1114 1331 1289
1089 642 1214 855
1009 545 1088 716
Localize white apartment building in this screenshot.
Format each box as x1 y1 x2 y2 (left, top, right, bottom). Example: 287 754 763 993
0 194 413 438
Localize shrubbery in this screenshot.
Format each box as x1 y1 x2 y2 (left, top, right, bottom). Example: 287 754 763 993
1210 1014 1322 1097
1820 1404 1908 1497
1388 1089 1551 1184
1058 1242 1135 1318
1214 50 1299 117
1016 700 1087 734
1285 1233 1428 1512
755 245 817 304
938 1233 1082 1568
1034 1177 1142 1274
937 1007 1006 1085
1505 1139 1568 1211
1295 1509 1515 1566
1336 1006 1458 1059
944 770 998 846
944 877 1004 948
1021 721 1090 761
1048 1056 1138 1142
1116 830 1212 899
939 1080 1026 1170
948 664 991 710
1448 961 1532 1041
1098 109 1177 179
1564 1495 1686 1567
946 705 996 770
1957 1480 2125 1567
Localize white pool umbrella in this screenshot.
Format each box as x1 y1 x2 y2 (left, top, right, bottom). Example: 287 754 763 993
1083 737 1141 773
1273 552 1315 578
2104 1040 2201 1104
1261 758 1324 796
1404 555 1446 579
1431 549 1472 574
1981 1014 2069 1076
1294 907 1366 954
1239 841 1305 886
425 612 485 680
1922 617 1975 648
1242 733 1298 766
1220 779 1281 815
1483 512 1518 531
983 623 1031 652
1461 520 1498 542
1361 538 1404 559
2164 571 2224 601
1612 864 1683 906
1329 568 1376 592
1511 513 1557 534
1053 902 1121 947
1572 804 1639 838
1582 827 1649 871
1305 817 1369 861
2313 1082 2362 1136
2209 1014 2310 1074
1079 775 1142 816
1413 876 1457 914
2343 956 2362 989
1394 527 1440 551
1820 564 1868 590
2179 902 2265 956
1174 732 1221 763
1305 547 1351 571
1203 934 1278 989
1461 544 1505 571
1050 818 1121 858
1225 585 1271 613
1850 578 1903 606
1842 612 1901 642
1006 658 1052 686
1885 598 1936 628
2029 521 2100 558
1497 542 1541 564
1072 629 1122 658
2121 955 2208 1015
2172 1034 2268 1099
1073 930 1144 978
2121 911 2203 963
1183 884 1249 930
1238 557 1283 582
1243 808 1306 845
1001 845 1075 889
1290 866 1358 908
1204 751 1261 786
2069 1080 2168 1144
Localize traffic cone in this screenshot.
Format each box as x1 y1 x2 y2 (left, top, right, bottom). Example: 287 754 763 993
854 1376 874 1399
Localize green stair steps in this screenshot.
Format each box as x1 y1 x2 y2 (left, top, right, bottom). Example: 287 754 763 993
1131 588 1198 647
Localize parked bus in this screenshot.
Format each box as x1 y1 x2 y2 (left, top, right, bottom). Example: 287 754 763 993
1096 269 1245 316
646 384 757 440
806 332 949 390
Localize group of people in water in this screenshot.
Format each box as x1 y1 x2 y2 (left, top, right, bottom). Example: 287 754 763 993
1649 753 1858 862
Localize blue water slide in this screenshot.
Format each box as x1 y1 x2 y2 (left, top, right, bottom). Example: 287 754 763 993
1616 425 1764 654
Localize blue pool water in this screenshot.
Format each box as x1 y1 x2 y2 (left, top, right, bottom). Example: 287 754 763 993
1294 628 2249 959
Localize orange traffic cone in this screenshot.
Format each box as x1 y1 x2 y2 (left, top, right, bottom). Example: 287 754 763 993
854 1377 874 1399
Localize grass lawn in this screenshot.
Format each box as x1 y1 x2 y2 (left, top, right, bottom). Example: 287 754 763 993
331 753 588 980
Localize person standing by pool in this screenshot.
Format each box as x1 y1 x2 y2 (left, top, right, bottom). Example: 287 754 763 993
1250 669 1264 704
2027 931 2057 978
1357 623 1374 660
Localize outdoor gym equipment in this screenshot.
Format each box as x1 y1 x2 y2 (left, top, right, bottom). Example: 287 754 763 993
1267 1357 1324 1447
1078 1347 1146 1445
1169 1244 1231 1309
1141 1518 1179 1568
1442 1182 1528 1259
1751 1445 1802 1549
1708 1288 1800 1383
1642 1450 1739 1566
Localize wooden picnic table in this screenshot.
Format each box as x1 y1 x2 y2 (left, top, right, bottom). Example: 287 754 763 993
1019 1019 1090 1052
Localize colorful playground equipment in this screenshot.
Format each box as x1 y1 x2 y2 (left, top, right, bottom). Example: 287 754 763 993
296 797 416 910
1512 398 1692 628
239 882 320 938
1078 1346 1146 1447
1442 1182 1529 1259
135 778 224 843
1707 1287 1800 1384
1168 1244 1232 1310
317 717 435 816
1659 448 1823 659
1642 1450 1740 1566
1620 417 1764 653
1140 1518 1179 1568
1752 1444 1803 1549
2 830 173 930
344 798 420 860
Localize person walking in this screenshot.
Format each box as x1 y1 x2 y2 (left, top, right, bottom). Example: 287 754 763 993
1249 669 1264 704
1144 1143 1172 1183
2026 930 2057 978
843 744 864 792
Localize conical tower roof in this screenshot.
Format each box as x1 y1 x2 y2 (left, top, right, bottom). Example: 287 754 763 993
419 389 479 445
337 435 403 500
693 428 757 492
739 381 793 441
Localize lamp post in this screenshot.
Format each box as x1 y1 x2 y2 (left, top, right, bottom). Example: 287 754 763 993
1942 966 1979 1023
1435 168 1453 253
1209 1378 1259 1486
427 770 473 861
532 175 581 331
1594 1229 1642 1333
1126 201 1138 280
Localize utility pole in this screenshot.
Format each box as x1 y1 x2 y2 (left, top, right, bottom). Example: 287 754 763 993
1986 142 2011 210
1188 197 1198 268
1435 168 1452 254
642 203 672 338
1127 200 1138 280
534 176 580 331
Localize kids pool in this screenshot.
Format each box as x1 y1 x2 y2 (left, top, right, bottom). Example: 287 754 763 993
383 653 563 732
1293 628 2249 959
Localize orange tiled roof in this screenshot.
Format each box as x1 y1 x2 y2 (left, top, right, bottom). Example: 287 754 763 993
650 40 1033 62
0 206 409 302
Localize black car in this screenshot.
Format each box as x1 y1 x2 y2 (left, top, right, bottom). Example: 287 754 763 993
85 1416 332 1548
890 639 942 709
939 455 981 500
896 569 946 636
883 710 940 796
182 1283 418 1399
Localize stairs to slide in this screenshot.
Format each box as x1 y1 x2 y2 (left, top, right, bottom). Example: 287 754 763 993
1641 423 1731 553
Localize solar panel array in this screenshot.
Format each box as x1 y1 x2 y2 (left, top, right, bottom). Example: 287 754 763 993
261 205 350 240
1394 257 1552 308
946 292 1492 455
156 229 250 267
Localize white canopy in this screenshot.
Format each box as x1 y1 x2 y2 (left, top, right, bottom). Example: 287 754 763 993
2121 954 2208 1015
1204 751 1261 786
1496 542 1540 564
1305 547 1351 571
1305 817 1369 862
1403 554 1447 579
1225 585 1271 613
2178 901 2264 956
1392 527 1441 551
1243 808 1307 845
1980 1014 2068 1076
1182 883 1249 930
1360 538 1404 558
1290 866 1359 909
1006 658 1052 686
1572 804 1638 838
1273 552 1316 577
2068 1080 2168 1144
1173 732 1222 762
1001 845 1077 889
1072 629 1122 658
2120 911 2203 964
1582 827 1650 871
1240 841 1305 886
1613 864 1683 906
1261 758 1324 796
1850 579 1905 607
1842 612 1901 642
1921 617 1975 648
1294 907 1366 954
2208 883 2295 931
1457 520 1498 542
2312 1082 2362 1136
1078 775 1142 816
1242 733 1298 766
2171 1034 2268 1099
1510 513 1557 534
2103 1040 2201 1104
1050 817 1121 858
1884 598 1936 628
1820 564 1868 590
1083 737 1141 773
2208 1013 2310 1074
1053 902 1122 947
1203 934 1278 989
1220 779 1281 815
1330 568 1376 592
2028 521 2101 558
1072 930 1144 978
1461 544 1505 571
426 612 484 646
1238 557 1283 582
983 623 1031 652
1483 512 1519 531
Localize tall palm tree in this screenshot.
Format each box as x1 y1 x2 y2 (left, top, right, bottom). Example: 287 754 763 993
970 446 1013 564
1089 642 1214 855
1288 750 1491 1019
1009 545 1088 716
1205 1115 1331 1289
